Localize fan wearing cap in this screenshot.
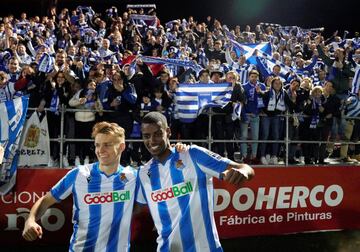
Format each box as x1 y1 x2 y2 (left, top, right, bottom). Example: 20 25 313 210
210 69 224 83
197 69 212 83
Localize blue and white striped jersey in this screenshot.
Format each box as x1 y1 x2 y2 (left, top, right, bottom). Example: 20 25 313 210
137 145 231 252
51 162 138 252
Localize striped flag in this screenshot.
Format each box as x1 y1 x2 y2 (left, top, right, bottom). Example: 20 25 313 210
351 64 360 95
175 83 232 123
255 52 293 80
345 95 360 118
0 96 29 195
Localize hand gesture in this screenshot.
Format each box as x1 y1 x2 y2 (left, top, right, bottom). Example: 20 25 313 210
173 142 190 153
221 167 250 187
22 219 43 241
79 97 87 104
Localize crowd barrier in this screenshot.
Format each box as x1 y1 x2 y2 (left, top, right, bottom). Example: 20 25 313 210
27 105 360 167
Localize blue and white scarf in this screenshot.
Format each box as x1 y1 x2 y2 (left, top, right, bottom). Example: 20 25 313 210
267 88 286 112
140 56 203 74
232 103 242 121
84 89 95 109
76 6 95 20
38 53 54 73
130 14 157 27
50 89 59 115
310 98 321 128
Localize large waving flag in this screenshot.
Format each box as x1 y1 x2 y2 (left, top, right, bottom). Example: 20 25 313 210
255 51 293 80
229 39 272 65
255 51 318 81
0 96 29 195
175 83 232 123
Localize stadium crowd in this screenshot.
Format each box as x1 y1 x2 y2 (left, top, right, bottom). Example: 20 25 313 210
0 5 360 167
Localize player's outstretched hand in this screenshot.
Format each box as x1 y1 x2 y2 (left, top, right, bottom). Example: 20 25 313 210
221 164 254 187
22 219 43 241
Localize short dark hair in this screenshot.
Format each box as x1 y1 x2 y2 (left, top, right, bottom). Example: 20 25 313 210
199 69 210 77
142 112 168 128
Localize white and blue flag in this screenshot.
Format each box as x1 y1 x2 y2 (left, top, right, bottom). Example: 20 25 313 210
175 83 232 123
345 95 360 118
351 64 360 95
0 96 29 195
229 39 272 65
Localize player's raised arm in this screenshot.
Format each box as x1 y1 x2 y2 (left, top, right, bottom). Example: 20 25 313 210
22 192 57 241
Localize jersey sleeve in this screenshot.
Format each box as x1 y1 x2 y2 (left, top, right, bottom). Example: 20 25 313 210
50 168 79 202
189 145 231 179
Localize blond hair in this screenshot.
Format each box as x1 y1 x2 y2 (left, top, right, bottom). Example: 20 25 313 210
310 86 323 96
226 71 239 81
92 122 125 143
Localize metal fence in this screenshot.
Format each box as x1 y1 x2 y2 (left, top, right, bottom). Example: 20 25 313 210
27 105 360 168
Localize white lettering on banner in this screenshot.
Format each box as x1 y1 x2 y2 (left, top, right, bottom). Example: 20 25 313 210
1 191 46 204
287 212 332 222
213 189 230 211
218 211 333 226
219 215 266 226
4 207 65 231
19 149 46 156
214 185 343 211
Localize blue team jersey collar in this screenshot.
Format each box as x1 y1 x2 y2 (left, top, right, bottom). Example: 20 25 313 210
153 147 177 166
93 162 124 178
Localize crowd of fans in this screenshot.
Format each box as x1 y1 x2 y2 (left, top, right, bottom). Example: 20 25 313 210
0 5 359 167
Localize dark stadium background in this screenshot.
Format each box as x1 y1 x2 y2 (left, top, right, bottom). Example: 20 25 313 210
0 0 359 37
1 0 359 251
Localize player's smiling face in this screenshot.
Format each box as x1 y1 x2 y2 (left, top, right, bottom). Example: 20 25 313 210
141 122 171 160
94 133 124 167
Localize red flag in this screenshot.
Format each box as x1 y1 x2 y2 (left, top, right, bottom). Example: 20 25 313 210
121 55 136 66
147 63 164 76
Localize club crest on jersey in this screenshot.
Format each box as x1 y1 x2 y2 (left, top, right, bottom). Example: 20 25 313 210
120 173 128 183
175 159 185 169
151 181 193 202
147 170 151 178
86 175 92 183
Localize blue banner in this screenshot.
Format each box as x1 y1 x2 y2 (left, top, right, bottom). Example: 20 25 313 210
0 96 29 195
